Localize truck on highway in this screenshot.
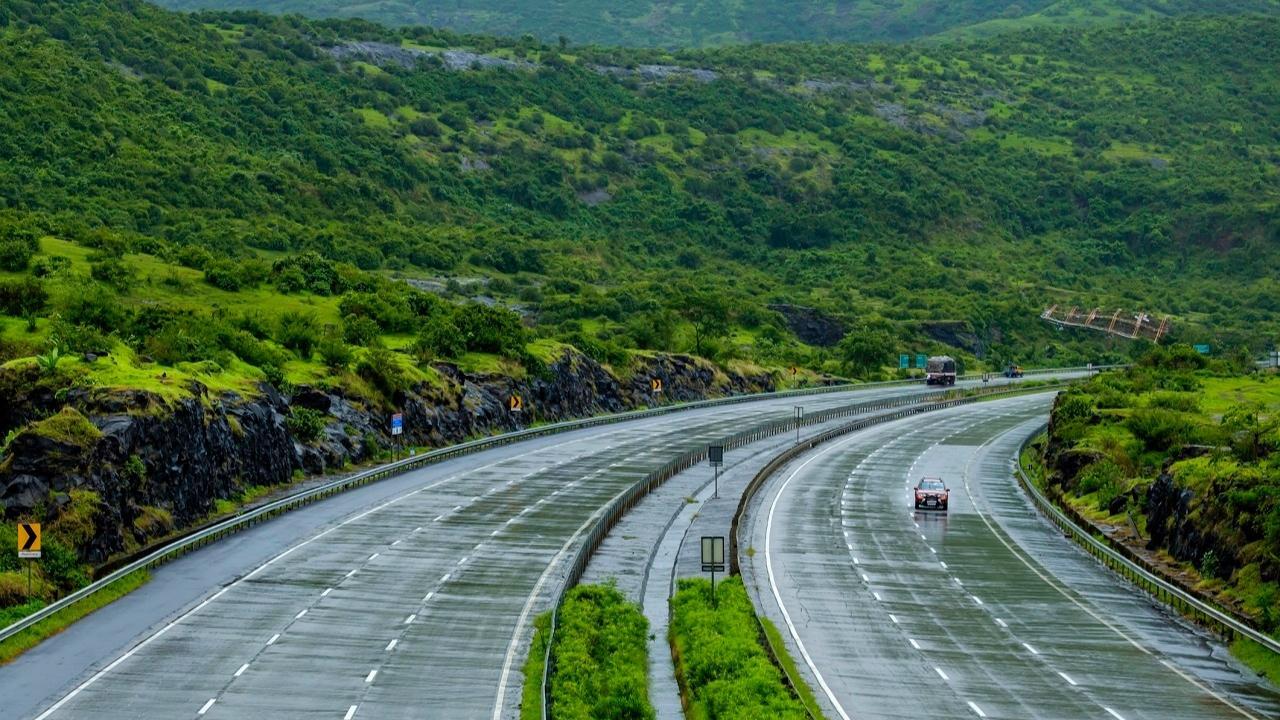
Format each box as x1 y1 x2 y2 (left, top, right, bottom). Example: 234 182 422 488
925 356 957 385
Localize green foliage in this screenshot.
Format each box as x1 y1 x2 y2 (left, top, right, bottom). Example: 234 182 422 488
670 577 811 720
836 327 894 379
285 406 328 442
357 346 410 397
412 314 465 362
0 277 49 317
318 334 355 369
29 407 101 447
454 303 526 356
276 311 321 358
546 583 654 720
34 346 63 376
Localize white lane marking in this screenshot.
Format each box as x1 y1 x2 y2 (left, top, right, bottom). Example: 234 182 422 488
385 639 398 651
453 505 463 512
368 553 379 561
940 561 948 569
971 595 983 606
198 699 215 715
344 705 358 720
852 557 859 565
295 609 307 619
909 638 921 650
963 425 1262 720
321 588 332 597
888 614 899 624
423 592 434 602
954 578 964 587
404 614 416 624
1022 642 1038 655
458 556 469 566
391 540 402 547
266 633 280 646
365 669 378 683
872 592 882 602
441 573 451 582
1104 708 1127 720
33 428 608 720
1058 671 1077 686
967 701 987 717
414 527 423 532
860 573 871 583
345 569 358 579
929 547 937 554
934 667 949 681
491 530 501 537
995 617 1007 628
234 663 249 677
433 515 444 522
920 534 927 541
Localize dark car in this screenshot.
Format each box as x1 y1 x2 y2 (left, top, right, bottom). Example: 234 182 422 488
913 477 949 511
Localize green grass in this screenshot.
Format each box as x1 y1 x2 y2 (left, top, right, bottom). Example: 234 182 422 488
520 611 551 720
669 576 813 720
1231 637 1280 686
0 569 150 665
760 616 824 718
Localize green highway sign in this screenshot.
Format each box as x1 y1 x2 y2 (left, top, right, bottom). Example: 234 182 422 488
1194 344 1211 355
916 353 927 369
899 354 910 369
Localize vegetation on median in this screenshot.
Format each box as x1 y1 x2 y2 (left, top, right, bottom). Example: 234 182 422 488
0 569 150 665
670 576 817 719
522 583 653 720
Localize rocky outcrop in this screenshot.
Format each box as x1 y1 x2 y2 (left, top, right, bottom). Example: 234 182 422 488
0 349 772 564
768 304 845 347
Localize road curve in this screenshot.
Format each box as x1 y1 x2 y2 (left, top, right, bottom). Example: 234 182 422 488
4 378 1016 720
741 393 1280 720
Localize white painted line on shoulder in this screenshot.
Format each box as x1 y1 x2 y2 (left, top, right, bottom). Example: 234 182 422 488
295 609 307 620
344 705 358 720
934 667 949 681
1022 642 1038 655
1104 708 1126 720
995 618 1007 628
365 669 377 683
198 699 215 715
908 638 920 650
321 588 332 597
234 663 249 678
404 614 416 624
267 633 280 646
385 639 398 651
967 701 987 718
1058 671 1077 686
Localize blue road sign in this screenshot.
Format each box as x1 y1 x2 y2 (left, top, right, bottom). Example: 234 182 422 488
391 412 404 436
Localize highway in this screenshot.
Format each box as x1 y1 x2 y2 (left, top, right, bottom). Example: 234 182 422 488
740 392 1280 720
3 378 1011 720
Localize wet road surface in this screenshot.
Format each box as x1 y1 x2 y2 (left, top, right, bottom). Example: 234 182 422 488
742 393 1280 720
7 379 1024 720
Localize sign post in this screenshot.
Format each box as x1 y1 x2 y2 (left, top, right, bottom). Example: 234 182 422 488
390 412 403 461
708 444 723 499
18 523 40 596
899 354 909 370
794 406 804 445
701 535 725 605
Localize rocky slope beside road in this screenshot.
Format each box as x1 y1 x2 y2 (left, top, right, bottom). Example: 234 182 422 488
0 349 777 567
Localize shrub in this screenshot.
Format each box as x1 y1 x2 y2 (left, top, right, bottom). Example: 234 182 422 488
454 303 525 355
412 314 464 361
0 238 36 272
357 347 409 397
203 260 250 291
0 277 48 317
90 257 134 290
1126 408 1199 452
318 335 354 370
548 583 654 720
61 284 127 333
276 311 320 359
286 407 327 443
342 314 381 347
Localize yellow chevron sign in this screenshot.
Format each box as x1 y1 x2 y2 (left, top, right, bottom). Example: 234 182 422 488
18 523 40 559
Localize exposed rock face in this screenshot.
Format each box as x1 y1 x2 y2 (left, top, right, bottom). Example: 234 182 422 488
0 349 772 563
768 304 845 347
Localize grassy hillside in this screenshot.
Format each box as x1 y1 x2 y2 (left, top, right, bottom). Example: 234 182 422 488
149 0 1280 46
0 1 1278 399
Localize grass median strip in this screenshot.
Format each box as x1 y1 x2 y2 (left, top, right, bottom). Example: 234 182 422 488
522 582 654 720
670 576 820 720
0 569 150 665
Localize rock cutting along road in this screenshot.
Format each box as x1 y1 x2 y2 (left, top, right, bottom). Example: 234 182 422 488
742 393 1280 720
3 378 1037 720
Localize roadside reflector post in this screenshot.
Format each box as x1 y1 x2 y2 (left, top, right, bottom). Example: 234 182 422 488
701 535 725 606
708 444 723 499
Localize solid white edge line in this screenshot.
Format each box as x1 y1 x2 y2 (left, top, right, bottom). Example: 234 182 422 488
1058 671 1077 686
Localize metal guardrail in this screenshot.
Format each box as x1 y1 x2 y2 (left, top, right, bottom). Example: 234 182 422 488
1014 427 1280 655
539 378 1084 718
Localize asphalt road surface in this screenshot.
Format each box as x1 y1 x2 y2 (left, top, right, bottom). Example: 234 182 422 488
4 377 1034 720
742 392 1280 720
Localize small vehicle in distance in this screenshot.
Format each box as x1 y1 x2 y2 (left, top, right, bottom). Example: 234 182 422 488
913 477 949 511
1003 364 1024 378
925 356 957 386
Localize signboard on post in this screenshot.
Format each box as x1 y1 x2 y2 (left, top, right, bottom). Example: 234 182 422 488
701 535 725 603
899 354 910 370
916 354 927 369
508 395 524 413
17 523 40 559
650 378 663 393
390 413 403 437
1194 344 1212 355
708 444 723 498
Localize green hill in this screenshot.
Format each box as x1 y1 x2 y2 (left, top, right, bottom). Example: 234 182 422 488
149 0 1280 45
0 1 1278 399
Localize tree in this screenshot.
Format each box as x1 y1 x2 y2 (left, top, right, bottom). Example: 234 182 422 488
674 290 730 358
837 328 894 378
